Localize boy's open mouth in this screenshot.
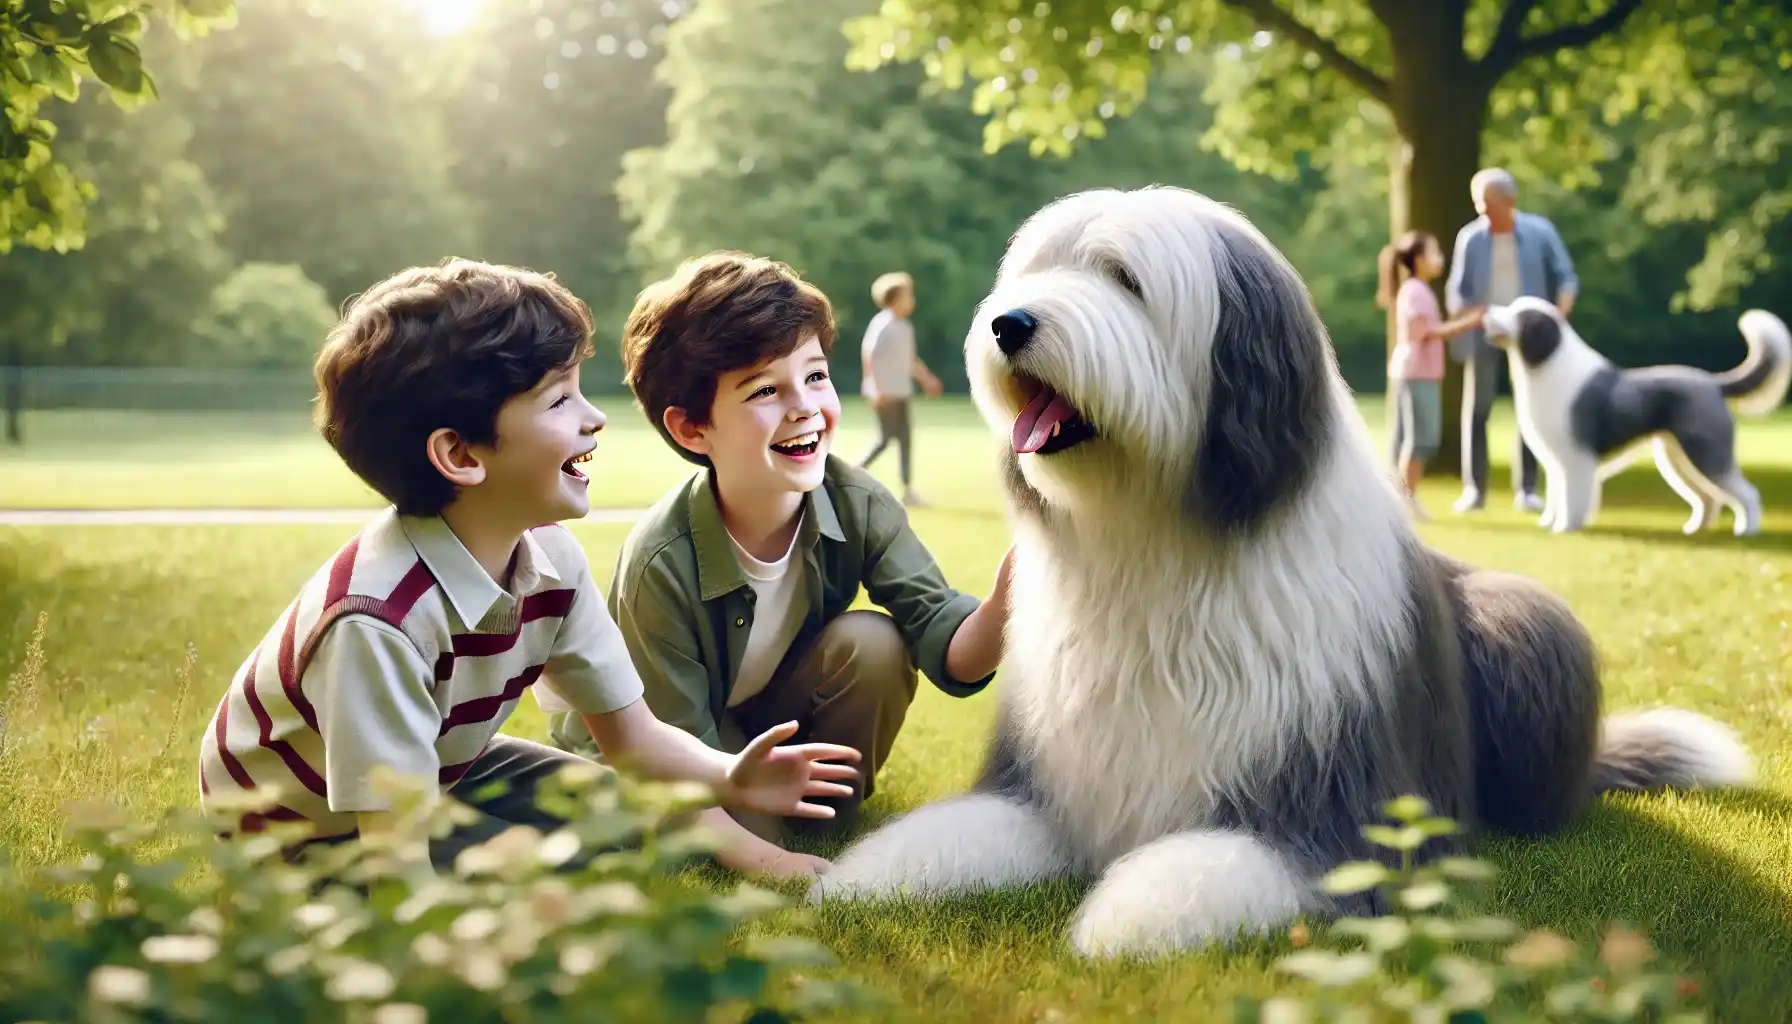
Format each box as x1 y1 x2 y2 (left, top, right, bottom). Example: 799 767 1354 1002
770 431 822 459
1012 374 1095 455
561 448 594 480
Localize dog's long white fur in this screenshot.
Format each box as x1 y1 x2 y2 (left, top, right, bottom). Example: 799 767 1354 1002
811 191 1415 952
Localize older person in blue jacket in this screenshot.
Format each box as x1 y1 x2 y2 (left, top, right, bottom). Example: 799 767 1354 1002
1440 167 1579 514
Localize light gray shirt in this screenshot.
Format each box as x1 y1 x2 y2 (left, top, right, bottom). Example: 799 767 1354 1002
861 309 915 399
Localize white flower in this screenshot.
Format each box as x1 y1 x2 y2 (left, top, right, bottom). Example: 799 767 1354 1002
142 934 219 964
558 935 623 977
537 829 582 868
529 878 574 926
411 932 453 967
373 1004 429 1024
577 882 648 917
326 959 396 1002
87 965 152 1006
451 907 501 942
292 902 338 931
265 945 311 976
455 948 507 991
185 907 224 935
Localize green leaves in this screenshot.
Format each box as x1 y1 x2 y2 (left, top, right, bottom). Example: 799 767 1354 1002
1322 861 1391 896
1238 796 1710 1023
0 0 235 252
0 770 873 1024
85 36 145 94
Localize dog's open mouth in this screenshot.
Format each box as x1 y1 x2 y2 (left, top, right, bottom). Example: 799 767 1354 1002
1012 374 1096 455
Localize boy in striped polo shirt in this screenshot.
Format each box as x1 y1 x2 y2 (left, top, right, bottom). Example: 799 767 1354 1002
198 258 861 880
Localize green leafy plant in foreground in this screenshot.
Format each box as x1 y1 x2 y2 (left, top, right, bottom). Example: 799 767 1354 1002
0 764 878 1023
1234 796 1707 1024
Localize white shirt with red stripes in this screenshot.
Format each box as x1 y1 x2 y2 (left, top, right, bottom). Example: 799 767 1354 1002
197 508 643 838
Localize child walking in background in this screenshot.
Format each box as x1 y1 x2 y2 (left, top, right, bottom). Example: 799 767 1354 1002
858 271 942 508
1378 231 1484 519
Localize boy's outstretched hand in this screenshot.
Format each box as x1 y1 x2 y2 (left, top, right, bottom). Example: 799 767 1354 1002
723 721 861 819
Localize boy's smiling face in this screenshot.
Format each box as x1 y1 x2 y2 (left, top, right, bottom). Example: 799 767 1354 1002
673 335 839 497
461 361 607 525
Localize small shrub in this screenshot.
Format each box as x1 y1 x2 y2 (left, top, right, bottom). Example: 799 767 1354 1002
1233 796 1708 1024
0 765 877 1023
189 261 338 369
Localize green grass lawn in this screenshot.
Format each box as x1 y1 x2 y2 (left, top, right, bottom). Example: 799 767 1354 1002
4 396 1792 1020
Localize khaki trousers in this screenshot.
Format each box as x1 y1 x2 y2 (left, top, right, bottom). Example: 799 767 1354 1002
717 610 918 841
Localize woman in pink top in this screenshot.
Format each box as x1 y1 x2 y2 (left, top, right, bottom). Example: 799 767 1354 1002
1377 231 1485 518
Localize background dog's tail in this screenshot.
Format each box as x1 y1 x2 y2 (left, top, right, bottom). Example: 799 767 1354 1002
1592 708 1755 795
1719 309 1791 417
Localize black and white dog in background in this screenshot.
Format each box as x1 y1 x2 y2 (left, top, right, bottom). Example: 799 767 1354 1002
1482 298 1791 535
805 186 1756 959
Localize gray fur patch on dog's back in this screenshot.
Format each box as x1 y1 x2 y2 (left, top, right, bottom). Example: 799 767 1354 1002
1570 365 1737 474
1209 536 1476 916
1440 552 1602 835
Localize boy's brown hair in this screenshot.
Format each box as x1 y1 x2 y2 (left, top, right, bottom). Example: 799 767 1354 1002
621 250 835 466
312 258 595 516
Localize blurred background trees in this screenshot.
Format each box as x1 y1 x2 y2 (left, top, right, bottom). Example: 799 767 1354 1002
2 0 1787 452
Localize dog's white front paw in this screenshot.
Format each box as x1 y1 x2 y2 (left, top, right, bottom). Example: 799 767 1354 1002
1066 830 1308 959
805 794 1071 906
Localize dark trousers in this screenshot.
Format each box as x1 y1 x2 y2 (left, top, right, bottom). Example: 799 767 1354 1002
1390 343 1538 498
1463 340 1538 498
859 399 913 486
287 735 621 876
717 610 918 842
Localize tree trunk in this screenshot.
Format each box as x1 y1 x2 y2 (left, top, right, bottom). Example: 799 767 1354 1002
3 339 21 446
1384 8 1491 478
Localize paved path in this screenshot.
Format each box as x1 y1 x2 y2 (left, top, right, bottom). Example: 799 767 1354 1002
0 508 647 526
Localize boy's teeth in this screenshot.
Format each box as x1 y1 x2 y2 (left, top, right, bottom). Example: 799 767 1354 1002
773 432 819 450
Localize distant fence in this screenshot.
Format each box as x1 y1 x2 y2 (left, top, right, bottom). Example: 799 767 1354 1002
6 366 636 414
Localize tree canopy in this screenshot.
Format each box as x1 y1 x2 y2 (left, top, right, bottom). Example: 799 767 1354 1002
841 0 1792 471
1 0 235 254
2 0 1787 454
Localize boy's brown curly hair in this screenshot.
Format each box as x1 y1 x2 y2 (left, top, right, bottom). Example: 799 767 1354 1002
621 251 835 466
313 258 595 515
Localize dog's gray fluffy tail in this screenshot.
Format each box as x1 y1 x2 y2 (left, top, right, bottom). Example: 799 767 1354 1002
1592 708 1755 795
1720 309 1791 417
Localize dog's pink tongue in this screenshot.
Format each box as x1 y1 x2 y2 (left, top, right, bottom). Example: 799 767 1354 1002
1013 386 1078 453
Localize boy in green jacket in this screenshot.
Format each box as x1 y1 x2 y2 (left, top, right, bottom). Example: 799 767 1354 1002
549 251 1012 879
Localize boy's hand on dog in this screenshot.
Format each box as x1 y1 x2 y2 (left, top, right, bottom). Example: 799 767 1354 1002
724 720 861 819
992 544 1017 618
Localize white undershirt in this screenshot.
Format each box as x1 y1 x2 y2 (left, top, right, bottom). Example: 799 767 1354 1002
1489 232 1521 306
725 514 809 707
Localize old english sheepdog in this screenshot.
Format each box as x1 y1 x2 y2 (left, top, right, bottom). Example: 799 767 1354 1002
805 186 1756 959
1481 297 1790 536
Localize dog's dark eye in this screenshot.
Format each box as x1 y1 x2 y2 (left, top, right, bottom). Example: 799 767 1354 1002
1105 261 1143 300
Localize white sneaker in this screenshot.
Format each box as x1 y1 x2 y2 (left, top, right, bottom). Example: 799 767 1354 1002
1515 491 1544 512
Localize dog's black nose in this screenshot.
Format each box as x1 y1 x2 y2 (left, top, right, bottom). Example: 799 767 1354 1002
992 308 1038 356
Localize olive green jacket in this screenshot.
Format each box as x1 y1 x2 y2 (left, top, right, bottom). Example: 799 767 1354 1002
547 455 990 756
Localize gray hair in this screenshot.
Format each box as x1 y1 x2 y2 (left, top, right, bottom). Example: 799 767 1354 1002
1471 168 1518 202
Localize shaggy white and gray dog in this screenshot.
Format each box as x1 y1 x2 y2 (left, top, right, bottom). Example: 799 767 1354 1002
806 185 1756 959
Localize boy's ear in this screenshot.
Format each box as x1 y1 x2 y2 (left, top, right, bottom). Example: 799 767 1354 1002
425 427 488 488
662 406 713 457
